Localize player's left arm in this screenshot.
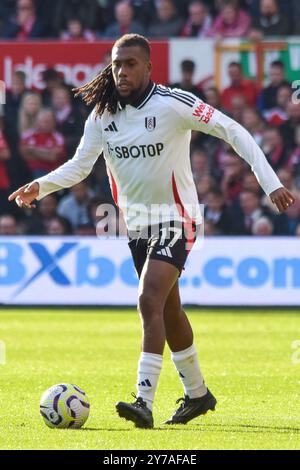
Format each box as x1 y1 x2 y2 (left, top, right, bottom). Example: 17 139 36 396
207 112 295 213
174 92 295 213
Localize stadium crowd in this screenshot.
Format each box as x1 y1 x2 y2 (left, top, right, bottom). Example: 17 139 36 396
0 0 300 237
1 0 300 40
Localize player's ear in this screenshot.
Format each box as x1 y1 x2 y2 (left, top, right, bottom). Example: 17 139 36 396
147 61 152 75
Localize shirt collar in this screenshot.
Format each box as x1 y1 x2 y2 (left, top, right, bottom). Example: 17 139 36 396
118 81 156 110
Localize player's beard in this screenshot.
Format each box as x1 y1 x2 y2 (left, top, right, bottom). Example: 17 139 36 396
116 87 143 106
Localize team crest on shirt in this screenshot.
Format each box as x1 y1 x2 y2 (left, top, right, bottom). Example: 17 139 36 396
145 116 156 132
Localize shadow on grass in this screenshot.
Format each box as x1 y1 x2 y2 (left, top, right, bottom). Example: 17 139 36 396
81 423 300 434
155 423 300 434
81 427 132 432
80 423 300 434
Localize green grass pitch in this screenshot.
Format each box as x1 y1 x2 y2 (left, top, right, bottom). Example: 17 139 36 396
0 309 299 450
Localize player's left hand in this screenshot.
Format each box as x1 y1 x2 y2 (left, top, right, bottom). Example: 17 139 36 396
269 187 296 213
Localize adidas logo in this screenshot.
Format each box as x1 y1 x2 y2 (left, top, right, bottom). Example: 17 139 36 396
138 379 152 387
156 247 173 258
104 121 118 132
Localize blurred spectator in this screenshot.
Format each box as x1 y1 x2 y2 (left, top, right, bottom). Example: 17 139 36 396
4 71 27 142
204 189 231 234
93 0 123 26
220 152 245 203
277 168 300 198
261 126 287 170
85 196 108 236
3 0 47 39
203 86 222 110
20 108 66 178
230 189 268 235
0 118 12 213
181 1 212 37
291 0 300 35
89 157 114 202
263 83 291 127
242 171 262 195
23 193 59 234
131 0 157 27
191 148 210 180
60 17 96 41
241 106 266 145
75 224 97 236
169 60 205 100
221 62 258 113
41 68 65 107
46 215 73 235
195 174 216 202
229 94 247 123
0 1 16 36
280 102 300 151
18 91 42 135
3 74 34 189
51 86 84 156
85 195 127 237
34 0 57 37
53 0 99 36
191 129 221 172
7 70 27 101
250 0 291 39
0 214 18 235
104 1 145 38
214 0 235 12
171 0 193 17
252 216 274 235
283 196 300 234
147 0 184 38
286 124 300 180
258 60 289 112
57 181 92 229
208 0 251 38
203 218 218 236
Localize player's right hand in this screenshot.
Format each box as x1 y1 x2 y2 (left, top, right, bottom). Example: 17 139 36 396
8 182 40 209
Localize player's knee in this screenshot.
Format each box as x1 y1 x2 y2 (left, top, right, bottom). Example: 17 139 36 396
138 292 162 320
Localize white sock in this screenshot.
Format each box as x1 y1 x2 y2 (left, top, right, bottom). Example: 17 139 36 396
171 344 207 399
136 352 163 411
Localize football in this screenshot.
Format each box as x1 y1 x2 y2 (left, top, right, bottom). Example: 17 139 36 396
40 383 90 429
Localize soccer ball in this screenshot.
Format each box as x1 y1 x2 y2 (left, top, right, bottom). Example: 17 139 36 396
40 383 90 429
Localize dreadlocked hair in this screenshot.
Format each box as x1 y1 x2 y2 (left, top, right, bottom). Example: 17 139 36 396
73 64 118 117
73 34 151 118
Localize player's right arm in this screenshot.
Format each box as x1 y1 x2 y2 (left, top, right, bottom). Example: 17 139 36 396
9 109 103 209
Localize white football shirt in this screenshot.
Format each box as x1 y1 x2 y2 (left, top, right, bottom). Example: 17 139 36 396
35 82 282 231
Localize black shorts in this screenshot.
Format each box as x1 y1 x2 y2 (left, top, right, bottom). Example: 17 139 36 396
127 220 199 278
